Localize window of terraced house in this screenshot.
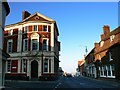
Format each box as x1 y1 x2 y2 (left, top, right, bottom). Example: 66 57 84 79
111 64 115 76
107 65 111 76
104 66 107 76
109 52 113 61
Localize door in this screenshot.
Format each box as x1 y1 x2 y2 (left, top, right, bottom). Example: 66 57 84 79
31 60 38 78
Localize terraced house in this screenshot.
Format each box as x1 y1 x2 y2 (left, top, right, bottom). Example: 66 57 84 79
85 25 120 80
3 11 60 80
94 25 120 80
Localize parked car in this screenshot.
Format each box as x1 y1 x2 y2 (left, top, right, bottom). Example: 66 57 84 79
66 74 72 77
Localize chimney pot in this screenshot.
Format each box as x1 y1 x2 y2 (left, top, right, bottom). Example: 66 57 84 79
103 25 110 36
22 11 31 20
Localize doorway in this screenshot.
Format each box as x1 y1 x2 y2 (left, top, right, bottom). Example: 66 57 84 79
31 60 38 78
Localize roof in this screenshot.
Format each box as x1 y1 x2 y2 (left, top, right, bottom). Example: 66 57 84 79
5 12 59 35
78 60 85 66
22 12 54 22
95 26 120 54
85 48 94 59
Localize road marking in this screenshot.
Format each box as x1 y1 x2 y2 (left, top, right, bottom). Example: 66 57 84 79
80 83 85 85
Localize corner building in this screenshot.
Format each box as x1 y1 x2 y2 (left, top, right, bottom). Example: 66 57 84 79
4 11 60 80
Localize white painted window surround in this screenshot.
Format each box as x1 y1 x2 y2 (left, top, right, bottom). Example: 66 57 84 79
43 58 49 73
23 39 28 51
43 25 48 32
42 38 49 51
32 39 38 50
109 52 113 61
33 25 38 32
31 33 39 51
22 59 27 73
8 29 13 36
110 35 115 42
100 41 104 47
7 39 13 53
99 65 115 78
24 26 28 33
6 60 11 73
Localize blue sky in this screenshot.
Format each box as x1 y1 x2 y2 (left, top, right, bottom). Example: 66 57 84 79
6 2 118 74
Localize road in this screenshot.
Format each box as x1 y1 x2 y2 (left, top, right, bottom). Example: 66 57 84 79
5 76 120 90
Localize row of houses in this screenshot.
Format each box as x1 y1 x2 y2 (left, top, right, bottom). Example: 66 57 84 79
3 11 61 80
78 25 120 80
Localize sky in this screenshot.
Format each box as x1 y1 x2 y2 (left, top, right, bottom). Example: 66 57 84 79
5 1 119 74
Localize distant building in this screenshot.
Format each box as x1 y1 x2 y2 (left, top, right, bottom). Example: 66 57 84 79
0 0 10 89
77 60 85 76
85 48 96 78
84 25 120 80
4 11 60 80
94 25 120 80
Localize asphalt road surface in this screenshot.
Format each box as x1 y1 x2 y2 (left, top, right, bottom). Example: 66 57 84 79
5 76 120 90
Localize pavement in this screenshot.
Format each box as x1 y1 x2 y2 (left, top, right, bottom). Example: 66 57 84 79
80 76 120 87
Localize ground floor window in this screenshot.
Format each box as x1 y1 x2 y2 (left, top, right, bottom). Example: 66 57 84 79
43 59 49 73
7 60 11 72
23 59 27 73
99 64 115 78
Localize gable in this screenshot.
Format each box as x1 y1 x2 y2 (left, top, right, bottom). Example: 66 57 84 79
22 12 54 22
25 14 48 22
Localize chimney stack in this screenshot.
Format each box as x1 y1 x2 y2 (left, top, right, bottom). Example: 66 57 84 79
103 25 110 36
22 11 31 20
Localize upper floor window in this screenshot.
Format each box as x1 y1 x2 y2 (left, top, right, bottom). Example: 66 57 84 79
100 41 104 47
24 26 28 33
109 52 113 61
110 35 115 42
33 25 38 32
43 25 48 32
8 29 13 36
32 39 38 50
7 40 13 53
42 39 48 51
23 39 28 51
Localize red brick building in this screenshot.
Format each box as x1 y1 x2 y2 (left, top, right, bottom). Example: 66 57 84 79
77 60 85 76
3 11 60 80
94 25 120 80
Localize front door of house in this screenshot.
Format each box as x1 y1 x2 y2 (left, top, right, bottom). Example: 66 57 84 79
31 60 38 78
